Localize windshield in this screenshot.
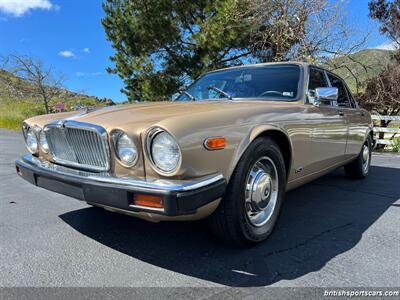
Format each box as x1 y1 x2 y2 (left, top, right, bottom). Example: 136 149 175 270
176 64 301 101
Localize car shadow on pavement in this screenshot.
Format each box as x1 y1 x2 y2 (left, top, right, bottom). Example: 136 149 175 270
59 166 400 287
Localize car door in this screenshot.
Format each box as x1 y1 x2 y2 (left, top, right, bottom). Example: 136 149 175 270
307 67 348 171
327 75 367 158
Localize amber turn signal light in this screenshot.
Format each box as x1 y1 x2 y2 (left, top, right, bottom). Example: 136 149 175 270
204 137 226 150
133 194 164 208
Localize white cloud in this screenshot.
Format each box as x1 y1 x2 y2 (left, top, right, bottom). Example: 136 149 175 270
58 50 75 58
76 72 102 77
0 0 56 17
83 48 90 53
374 41 399 51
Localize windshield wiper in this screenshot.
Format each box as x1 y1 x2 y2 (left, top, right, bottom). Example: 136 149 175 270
177 89 196 101
207 86 233 100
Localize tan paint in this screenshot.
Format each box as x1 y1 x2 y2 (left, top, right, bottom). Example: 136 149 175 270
23 62 373 221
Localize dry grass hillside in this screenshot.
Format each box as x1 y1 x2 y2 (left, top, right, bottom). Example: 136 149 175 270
330 49 395 93
0 69 114 130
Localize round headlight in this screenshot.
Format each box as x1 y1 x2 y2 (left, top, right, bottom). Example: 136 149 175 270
25 127 38 154
150 130 180 173
39 130 49 153
114 131 138 167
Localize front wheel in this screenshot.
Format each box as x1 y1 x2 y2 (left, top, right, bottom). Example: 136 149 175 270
208 137 286 247
344 136 372 179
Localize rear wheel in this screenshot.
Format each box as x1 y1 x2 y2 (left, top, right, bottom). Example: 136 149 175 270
209 137 286 247
344 136 372 179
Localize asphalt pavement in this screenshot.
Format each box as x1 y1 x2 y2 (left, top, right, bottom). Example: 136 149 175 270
0 128 399 288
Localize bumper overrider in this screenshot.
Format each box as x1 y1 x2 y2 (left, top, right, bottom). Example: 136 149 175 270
15 154 226 216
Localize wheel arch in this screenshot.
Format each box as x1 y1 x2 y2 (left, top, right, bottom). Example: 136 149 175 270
229 125 293 181
363 126 375 149
368 128 374 147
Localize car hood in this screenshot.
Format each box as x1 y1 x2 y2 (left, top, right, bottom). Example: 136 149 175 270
27 100 300 133
77 101 231 127
70 101 242 130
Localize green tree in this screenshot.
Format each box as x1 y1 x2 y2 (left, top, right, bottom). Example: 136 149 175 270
360 60 400 147
360 61 400 117
102 0 258 101
102 0 363 102
363 0 400 148
369 0 400 46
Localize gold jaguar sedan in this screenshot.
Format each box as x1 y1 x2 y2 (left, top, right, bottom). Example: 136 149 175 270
15 62 373 246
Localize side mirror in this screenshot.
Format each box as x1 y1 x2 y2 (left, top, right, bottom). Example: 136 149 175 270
314 87 338 106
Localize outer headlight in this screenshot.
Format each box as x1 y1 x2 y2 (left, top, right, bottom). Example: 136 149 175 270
25 127 38 154
112 131 138 167
39 130 49 153
149 129 181 173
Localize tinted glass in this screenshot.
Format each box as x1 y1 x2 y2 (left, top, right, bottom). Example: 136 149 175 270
307 68 329 104
176 65 301 101
344 84 357 108
327 73 351 107
308 68 328 90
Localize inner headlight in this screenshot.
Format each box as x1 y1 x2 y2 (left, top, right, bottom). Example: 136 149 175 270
113 131 138 167
149 129 181 173
25 127 38 154
39 130 49 153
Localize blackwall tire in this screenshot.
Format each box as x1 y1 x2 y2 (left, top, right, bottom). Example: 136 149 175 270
344 136 372 179
208 137 286 247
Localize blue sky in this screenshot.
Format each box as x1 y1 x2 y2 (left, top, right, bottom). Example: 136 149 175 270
0 0 394 103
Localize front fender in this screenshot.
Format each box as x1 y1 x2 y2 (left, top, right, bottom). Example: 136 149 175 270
227 124 293 181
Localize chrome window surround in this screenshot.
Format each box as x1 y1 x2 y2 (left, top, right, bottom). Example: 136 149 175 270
44 120 110 172
145 127 182 176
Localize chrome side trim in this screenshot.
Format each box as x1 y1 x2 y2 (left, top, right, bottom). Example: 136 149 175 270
128 204 165 212
87 202 165 216
19 154 224 192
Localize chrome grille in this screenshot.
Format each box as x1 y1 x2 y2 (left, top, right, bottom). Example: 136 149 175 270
45 121 109 172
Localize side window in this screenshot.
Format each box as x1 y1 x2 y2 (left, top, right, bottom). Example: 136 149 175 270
327 73 351 108
308 68 328 104
344 84 357 108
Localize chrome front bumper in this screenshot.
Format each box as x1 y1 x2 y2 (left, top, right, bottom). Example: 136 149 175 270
15 154 226 215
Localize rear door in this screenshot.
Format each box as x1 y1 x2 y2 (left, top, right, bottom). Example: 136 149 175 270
307 67 348 171
326 73 367 158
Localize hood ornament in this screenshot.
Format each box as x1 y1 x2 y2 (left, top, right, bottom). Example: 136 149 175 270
56 120 66 128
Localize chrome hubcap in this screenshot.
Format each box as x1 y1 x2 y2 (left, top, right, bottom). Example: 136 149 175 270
245 157 279 227
362 144 370 173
